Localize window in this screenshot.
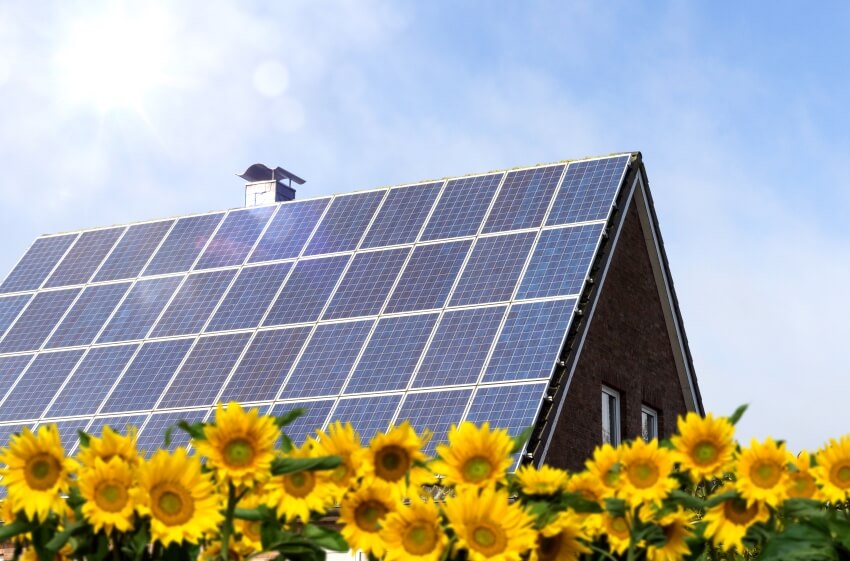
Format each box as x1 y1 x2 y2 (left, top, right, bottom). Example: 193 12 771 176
601 386 620 445
641 405 658 442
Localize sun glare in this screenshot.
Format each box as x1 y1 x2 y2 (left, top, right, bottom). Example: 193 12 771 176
54 6 173 113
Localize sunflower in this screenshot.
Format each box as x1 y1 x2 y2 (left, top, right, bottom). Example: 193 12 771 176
619 438 677 507
735 437 788 506
135 448 223 545
702 496 768 553
79 457 136 533
564 472 605 537
515 464 569 496
786 450 820 500
194 402 279 488
264 445 336 522
0 425 77 521
813 435 850 503
340 481 400 558
601 513 631 555
432 422 514 490
443 486 537 561
646 509 692 561
77 425 140 467
584 444 621 498
308 421 367 496
535 511 589 561
235 492 265 550
671 412 735 482
201 538 253 561
381 498 448 561
366 422 432 493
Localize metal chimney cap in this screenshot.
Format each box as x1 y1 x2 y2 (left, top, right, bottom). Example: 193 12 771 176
237 163 306 185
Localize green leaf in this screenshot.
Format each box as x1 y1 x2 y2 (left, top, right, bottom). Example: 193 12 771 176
164 424 174 447
234 506 274 521
0 519 31 542
280 433 295 453
304 524 348 552
271 455 342 475
603 497 628 518
561 493 603 514
703 490 739 508
45 520 86 552
727 404 749 426
511 425 534 454
176 420 206 441
757 521 835 561
275 407 306 428
77 430 91 448
668 489 706 510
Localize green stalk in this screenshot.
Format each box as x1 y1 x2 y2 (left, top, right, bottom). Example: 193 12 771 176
587 544 619 561
220 482 237 561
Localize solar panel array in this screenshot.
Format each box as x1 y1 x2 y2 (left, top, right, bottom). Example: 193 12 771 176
0 154 630 469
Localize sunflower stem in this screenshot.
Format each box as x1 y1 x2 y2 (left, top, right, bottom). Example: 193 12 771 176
587 544 619 561
220 482 237 561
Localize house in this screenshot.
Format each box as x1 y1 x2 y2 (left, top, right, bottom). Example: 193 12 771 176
0 151 701 474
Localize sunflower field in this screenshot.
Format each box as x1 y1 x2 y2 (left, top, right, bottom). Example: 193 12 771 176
1 403 850 561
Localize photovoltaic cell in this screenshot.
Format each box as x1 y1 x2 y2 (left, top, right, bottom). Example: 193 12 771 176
449 232 536 307
0 354 34 402
482 165 564 234
195 206 275 269
158 333 251 409
466 382 547 438
323 248 409 320
0 294 31 339
137 409 209 456
396 389 472 454
48 418 92 450
221 327 311 403
360 182 442 248
345 313 438 394
484 299 575 383
0 350 84 421
421 174 503 241
101 338 194 413
250 198 330 263
281 320 373 399
143 213 224 276
263 255 349 326
268 400 335 446
547 156 629 225
384 240 471 313
330 394 401 441
0 234 77 294
45 282 131 348
205 263 292 332
0 288 80 353
98 277 182 343
304 191 385 256
44 227 124 288
414 306 506 388
94 220 175 282
516 224 603 300
46 344 138 417
151 270 236 337
86 414 149 437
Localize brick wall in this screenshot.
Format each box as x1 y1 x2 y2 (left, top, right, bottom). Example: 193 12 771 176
545 197 689 471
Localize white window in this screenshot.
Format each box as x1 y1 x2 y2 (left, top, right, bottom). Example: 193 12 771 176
641 405 658 442
601 386 620 445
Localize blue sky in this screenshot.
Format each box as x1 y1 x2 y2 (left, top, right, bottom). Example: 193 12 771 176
1 1 848 450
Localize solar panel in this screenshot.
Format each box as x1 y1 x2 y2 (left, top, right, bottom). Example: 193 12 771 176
0 154 629 463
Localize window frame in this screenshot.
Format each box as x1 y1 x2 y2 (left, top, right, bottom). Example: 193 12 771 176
601 385 621 446
641 404 659 442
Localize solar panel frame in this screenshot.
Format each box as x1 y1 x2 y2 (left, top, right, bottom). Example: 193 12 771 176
142 213 225 277
249 198 331 263
360 181 443 249
93 220 176 282
0 349 85 422
0 234 78 294
44 227 125 288
0 294 32 340
0 288 82 353
303 190 387 256
45 282 132 349
194 206 277 270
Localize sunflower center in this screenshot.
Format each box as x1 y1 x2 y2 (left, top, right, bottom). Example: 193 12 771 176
462 457 493 483
244 521 262 542
723 498 759 526
402 523 438 555
94 480 129 512
24 453 61 490
537 533 563 561
627 461 659 488
223 438 255 467
470 522 507 555
151 482 194 526
603 469 620 487
354 500 389 532
331 463 351 485
831 464 850 487
608 516 629 539
693 441 719 465
283 471 316 498
788 473 816 499
374 445 410 482
750 460 782 488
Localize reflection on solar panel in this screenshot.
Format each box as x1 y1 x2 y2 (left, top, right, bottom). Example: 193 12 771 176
0 154 630 463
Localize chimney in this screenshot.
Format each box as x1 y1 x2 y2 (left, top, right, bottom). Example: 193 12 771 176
238 163 306 207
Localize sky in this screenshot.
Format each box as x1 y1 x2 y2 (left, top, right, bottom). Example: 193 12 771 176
0 1 848 451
